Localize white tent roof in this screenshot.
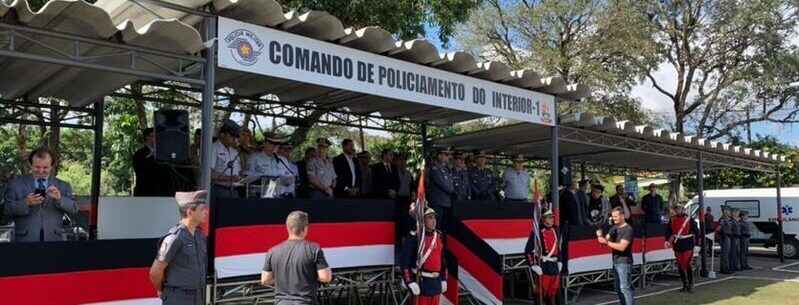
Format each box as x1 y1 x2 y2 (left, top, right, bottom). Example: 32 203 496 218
0 0 590 125
433 112 783 172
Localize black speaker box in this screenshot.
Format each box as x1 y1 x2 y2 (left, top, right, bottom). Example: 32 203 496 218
154 110 190 163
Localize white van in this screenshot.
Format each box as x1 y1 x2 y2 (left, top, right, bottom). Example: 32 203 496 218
685 188 799 259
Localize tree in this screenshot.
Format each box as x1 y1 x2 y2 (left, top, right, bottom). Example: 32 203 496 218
684 135 799 193
629 0 799 138
282 0 480 46
455 0 654 122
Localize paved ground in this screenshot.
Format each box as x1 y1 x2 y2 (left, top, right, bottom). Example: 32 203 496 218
565 247 799 305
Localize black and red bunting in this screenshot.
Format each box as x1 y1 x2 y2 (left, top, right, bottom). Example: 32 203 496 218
0 239 160 305
0 238 158 277
211 198 396 228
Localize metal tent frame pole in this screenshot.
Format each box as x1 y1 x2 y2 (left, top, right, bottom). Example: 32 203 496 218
199 16 216 195
697 152 707 276
551 125 559 215
89 99 104 240
777 168 785 262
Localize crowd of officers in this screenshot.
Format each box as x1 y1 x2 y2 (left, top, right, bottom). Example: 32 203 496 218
717 206 752 274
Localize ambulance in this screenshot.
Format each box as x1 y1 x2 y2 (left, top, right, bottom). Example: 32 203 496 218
685 188 799 258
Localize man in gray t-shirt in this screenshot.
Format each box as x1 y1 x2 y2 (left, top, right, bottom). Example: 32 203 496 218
261 211 332 305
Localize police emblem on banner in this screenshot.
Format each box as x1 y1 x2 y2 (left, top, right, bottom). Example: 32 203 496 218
224 29 264 66
540 101 553 124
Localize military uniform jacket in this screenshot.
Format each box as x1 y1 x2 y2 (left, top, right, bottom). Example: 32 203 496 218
427 164 455 208
740 220 751 238
719 217 732 238
666 213 698 252
731 219 742 237
452 167 471 201
525 225 560 275
469 167 497 201
400 230 447 296
158 224 207 290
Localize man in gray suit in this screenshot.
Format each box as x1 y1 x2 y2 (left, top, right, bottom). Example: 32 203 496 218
4 147 77 242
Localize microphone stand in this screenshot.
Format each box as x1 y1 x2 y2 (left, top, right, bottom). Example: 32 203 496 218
226 146 240 197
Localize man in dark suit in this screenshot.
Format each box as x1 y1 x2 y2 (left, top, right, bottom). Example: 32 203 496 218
133 128 168 196
333 139 361 198
4 147 78 242
371 149 400 199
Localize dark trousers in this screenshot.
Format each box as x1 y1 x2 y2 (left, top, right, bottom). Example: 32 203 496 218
740 237 750 269
720 236 730 273
162 287 203 305
729 237 740 271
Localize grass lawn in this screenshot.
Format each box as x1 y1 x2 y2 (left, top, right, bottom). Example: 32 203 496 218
637 279 799 305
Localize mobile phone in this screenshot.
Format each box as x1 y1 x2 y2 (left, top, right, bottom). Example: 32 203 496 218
34 188 47 197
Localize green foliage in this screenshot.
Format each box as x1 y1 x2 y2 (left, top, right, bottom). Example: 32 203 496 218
456 0 654 121
280 0 480 46
102 98 144 195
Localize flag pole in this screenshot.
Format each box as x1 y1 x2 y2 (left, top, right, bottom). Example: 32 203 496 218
532 178 544 305
413 160 427 305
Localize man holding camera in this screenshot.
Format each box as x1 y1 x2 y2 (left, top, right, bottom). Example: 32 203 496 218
4 147 77 242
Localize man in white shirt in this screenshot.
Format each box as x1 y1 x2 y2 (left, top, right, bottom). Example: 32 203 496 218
275 142 299 198
307 138 337 199
212 120 242 198
502 154 530 201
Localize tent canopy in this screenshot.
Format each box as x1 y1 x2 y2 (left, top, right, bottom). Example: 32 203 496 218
432 112 783 173
0 0 589 126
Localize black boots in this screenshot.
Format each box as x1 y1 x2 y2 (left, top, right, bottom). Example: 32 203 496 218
678 270 694 293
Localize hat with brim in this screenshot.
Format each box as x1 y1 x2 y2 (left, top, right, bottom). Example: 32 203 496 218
475 151 489 158
219 119 241 137
357 151 371 158
175 190 208 208
424 207 437 217
513 154 525 162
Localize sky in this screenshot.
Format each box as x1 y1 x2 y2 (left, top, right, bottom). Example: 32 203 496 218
629 63 799 146
424 26 799 147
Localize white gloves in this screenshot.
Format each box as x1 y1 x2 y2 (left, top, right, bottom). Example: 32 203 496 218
441 281 448 293
408 282 421 296
530 265 543 276
557 262 563 272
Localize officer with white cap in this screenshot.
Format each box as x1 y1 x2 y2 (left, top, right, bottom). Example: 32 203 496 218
149 191 209 305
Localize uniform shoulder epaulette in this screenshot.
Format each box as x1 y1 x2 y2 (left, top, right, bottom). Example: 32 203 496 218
166 225 181 236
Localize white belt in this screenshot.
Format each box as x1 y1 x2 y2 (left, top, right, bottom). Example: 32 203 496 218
675 234 694 239
542 256 558 262
421 271 439 278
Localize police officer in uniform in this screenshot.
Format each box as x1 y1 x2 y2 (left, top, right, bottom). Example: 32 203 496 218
665 204 698 292
469 151 497 201
149 191 209 305
729 208 742 272
739 210 752 270
400 207 448 305
525 209 561 305
428 148 455 232
451 151 471 201
718 206 733 274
